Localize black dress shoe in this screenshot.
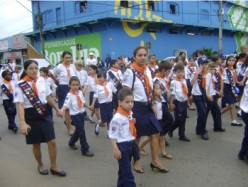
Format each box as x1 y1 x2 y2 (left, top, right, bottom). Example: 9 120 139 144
83 150 94 157
12 127 18 133
201 133 209 140
69 144 78 150
38 167 49 175
50 169 67 177
213 128 226 132
150 163 169 173
168 131 173 138
238 154 245 160
179 136 191 142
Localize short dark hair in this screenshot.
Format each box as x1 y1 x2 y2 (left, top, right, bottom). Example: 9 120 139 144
133 46 147 57
2 70 11 78
173 63 185 72
39 67 49 75
62 51 72 58
110 59 118 67
69 76 80 85
118 87 133 102
97 72 106 79
158 60 171 71
88 65 98 73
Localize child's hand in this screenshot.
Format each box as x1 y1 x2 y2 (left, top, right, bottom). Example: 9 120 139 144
169 103 175 111
113 148 121 160
56 110 63 118
207 95 213 101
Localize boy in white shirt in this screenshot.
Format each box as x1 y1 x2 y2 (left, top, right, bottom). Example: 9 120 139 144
109 88 140 187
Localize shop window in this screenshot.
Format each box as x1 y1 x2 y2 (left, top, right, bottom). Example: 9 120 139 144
169 28 181 34
148 1 155 11
169 4 177 14
42 10 53 26
121 1 128 8
80 1 88 12
56 8 62 25
200 9 209 21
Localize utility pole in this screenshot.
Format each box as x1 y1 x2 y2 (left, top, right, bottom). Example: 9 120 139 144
37 1 45 57
218 0 223 55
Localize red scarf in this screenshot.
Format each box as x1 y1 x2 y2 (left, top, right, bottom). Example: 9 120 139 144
131 62 152 96
62 62 71 78
3 79 13 93
227 66 237 83
174 77 188 96
116 106 136 137
69 89 83 108
22 76 39 95
98 81 109 97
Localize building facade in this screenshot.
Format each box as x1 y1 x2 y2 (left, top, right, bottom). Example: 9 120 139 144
27 0 248 66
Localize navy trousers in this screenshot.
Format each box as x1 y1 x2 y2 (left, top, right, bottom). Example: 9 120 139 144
193 95 207 135
239 111 248 158
117 141 139 187
69 112 89 154
161 102 174 136
207 95 222 129
170 100 187 138
3 99 17 130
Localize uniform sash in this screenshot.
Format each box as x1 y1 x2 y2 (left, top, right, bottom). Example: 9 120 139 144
18 81 46 116
1 84 14 101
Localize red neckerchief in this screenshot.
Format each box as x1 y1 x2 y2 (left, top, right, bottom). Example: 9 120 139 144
131 62 152 98
22 76 39 95
69 89 83 108
116 106 136 137
174 76 188 96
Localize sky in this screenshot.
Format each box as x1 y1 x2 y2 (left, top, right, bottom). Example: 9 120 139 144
0 0 33 40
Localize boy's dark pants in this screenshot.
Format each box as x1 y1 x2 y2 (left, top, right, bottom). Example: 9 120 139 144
3 99 17 130
207 95 222 129
162 102 174 135
69 112 89 154
193 95 207 135
117 140 139 187
239 111 248 159
170 100 187 138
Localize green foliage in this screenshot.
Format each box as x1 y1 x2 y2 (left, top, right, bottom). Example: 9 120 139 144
194 48 218 59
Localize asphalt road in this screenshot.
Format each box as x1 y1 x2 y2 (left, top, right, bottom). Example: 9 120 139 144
0 101 247 187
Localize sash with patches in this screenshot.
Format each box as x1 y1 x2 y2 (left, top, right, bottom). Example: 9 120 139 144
130 67 153 105
154 79 167 101
1 84 13 101
148 67 156 79
108 71 119 85
8 64 14 72
18 81 46 116
226 69 239 97
197 74 207 102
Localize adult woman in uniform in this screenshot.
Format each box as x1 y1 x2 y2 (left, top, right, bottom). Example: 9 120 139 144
15 60 66 176
122 46 169 173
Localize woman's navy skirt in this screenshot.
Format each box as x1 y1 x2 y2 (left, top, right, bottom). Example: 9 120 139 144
24 105 55 144
132 101 162 137
222 83 237 105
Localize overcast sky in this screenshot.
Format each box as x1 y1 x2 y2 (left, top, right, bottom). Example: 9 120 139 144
0 0 33 40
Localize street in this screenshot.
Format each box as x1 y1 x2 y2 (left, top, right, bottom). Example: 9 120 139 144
0 102 247 187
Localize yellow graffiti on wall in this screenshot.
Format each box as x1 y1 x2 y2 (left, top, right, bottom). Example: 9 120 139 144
114 0 172 40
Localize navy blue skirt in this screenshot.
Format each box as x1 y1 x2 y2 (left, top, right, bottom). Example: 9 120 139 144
99 102 113 123
132 102 162 137
222 83 237 105
89 92 100 108
24 105 55 144
57 84 70 108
